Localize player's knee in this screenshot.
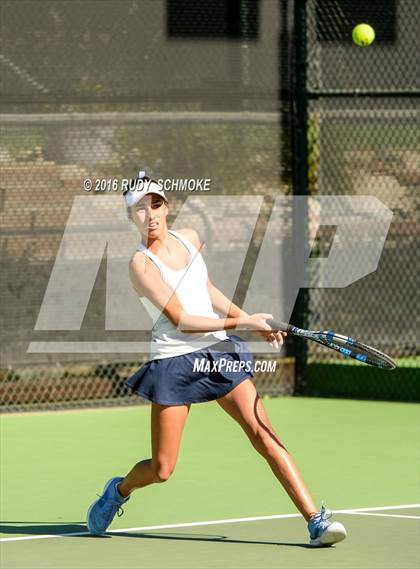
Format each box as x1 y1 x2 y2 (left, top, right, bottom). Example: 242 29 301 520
249 428 269 452
155 470 172 483
152 461 175 483
250 427 282 456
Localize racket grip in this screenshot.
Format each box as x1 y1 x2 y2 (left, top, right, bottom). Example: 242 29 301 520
267 319 292 332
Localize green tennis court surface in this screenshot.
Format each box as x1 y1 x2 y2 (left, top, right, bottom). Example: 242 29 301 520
1 397 419 568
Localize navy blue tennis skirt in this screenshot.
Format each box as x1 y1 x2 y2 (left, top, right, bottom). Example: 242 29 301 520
125 335 254 405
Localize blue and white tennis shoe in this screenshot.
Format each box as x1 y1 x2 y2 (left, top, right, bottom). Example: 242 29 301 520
87 477 129 535
308 503 347 546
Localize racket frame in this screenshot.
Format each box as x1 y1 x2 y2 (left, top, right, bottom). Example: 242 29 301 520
268 320 396 370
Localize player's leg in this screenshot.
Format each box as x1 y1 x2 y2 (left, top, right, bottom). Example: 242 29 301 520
87 402 190 535
217 379 316 520
118 402 191 496
217 378 346 545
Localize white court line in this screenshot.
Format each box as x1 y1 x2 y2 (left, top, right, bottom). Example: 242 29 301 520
337 504 420 513
341 512 420 520
1 503 419 544
0 513 301 543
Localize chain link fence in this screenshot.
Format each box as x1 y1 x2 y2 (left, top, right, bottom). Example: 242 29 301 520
298 0 420 400
0 0 276 108
0 357 295 412
1 1 419 412
0 1 296 412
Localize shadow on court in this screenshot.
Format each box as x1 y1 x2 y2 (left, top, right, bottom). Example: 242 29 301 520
0 523 86 535
111 531 312 548
0 522 312 548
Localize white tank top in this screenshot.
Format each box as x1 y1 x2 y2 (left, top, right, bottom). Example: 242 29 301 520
136 230 227 360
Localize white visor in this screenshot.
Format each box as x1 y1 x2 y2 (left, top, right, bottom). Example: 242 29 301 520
124 179 167 208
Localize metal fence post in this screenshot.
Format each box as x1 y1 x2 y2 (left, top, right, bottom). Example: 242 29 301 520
292 0 310 395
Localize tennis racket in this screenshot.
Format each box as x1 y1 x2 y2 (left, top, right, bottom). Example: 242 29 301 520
268 319 396 370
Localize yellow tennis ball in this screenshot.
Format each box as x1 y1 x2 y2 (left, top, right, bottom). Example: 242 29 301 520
352 23 375 46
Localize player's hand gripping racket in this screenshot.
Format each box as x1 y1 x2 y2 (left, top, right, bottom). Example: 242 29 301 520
268 319 396 370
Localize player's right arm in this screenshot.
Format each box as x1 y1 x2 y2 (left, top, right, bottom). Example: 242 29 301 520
129 253 272 333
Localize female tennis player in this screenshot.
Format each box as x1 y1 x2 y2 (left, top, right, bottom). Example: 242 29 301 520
87 174 347 546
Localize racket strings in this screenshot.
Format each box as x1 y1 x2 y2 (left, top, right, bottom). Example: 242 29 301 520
317 333 395 369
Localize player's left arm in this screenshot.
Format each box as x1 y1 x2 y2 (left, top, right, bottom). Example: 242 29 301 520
207 277 285 345
207 278 247 318
178 228 284 345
